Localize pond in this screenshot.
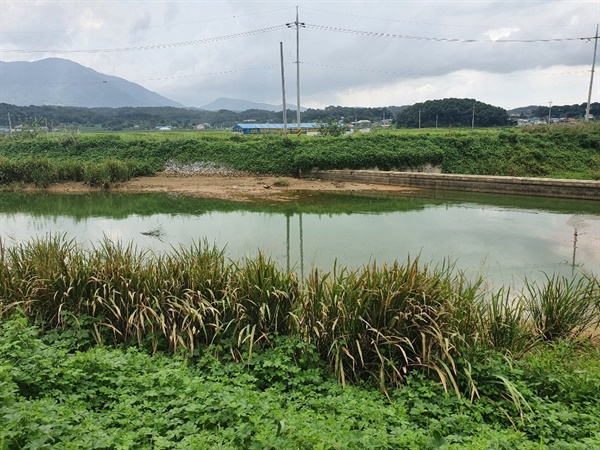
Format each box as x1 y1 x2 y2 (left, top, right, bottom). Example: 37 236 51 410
0 190 598 288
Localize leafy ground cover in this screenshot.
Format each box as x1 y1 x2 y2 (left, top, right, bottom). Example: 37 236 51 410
1 318 600 449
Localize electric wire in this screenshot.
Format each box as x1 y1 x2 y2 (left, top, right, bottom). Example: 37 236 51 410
2 21 592 55
0 25 288 54
0 8 595 101
304 24 594 43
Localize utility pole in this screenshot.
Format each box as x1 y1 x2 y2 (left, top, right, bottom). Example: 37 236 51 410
280 42 288 136
7 113 12 133
418 109 421 129
586 24 599 121
287 7 305 131
548 101 553 124
472 106 475 128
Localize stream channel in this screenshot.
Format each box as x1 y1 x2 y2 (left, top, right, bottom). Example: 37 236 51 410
0 189 598 289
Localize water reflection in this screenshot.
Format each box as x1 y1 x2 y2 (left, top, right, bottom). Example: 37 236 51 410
0 190 598 287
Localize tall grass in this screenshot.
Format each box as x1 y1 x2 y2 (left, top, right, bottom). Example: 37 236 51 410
0 235 598 396
524 273 600 341
300 259 473 392
0 158 145 188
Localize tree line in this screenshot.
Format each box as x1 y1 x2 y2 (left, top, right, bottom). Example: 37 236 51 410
7 98 592 132
531 103 600 120
0 103 402 131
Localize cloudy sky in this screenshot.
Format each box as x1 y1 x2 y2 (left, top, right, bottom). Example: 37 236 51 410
1 0 598 109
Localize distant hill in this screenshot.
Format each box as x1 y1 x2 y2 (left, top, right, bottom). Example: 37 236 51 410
0 58 183 108
507 105 542 116
395 98 509 128
201 97 306 112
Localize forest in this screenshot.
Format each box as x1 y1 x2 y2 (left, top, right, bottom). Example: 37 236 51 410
394 98 510 128
0 103 402 131
2 99 599 132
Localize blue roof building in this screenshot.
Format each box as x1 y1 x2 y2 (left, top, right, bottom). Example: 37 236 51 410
232 123 320 135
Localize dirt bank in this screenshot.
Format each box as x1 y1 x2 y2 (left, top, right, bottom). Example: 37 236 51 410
44 174 419 202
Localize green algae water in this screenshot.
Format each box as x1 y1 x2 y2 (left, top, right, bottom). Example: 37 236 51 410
0 190 598 287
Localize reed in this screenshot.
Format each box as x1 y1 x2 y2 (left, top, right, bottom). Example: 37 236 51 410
524 274 600 341
482 288 535 355
0 157 144 188
0 235 598 396
300 258 485 393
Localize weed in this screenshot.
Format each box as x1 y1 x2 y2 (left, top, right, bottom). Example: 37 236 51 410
273 178 290 187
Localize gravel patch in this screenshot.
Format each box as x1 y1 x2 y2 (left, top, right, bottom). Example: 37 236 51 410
162 160 248 177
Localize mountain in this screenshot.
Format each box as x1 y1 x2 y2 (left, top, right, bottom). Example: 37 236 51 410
0 58 183 108
201 97 306 112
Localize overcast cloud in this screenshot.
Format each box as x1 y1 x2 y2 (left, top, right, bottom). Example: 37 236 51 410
1 0 599 109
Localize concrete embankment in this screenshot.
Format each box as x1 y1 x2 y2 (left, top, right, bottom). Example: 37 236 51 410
310 170 600 200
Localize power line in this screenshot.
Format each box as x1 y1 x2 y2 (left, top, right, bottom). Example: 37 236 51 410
0 25 288 54
2 22 591 56
304 23 593 43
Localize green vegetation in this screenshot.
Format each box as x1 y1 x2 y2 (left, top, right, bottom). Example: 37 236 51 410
317 118 347 136
1 104 599 447
0 124 599 183
3 101 600 133
0 156 152 188
0 235 599 448
394 98 510 128
530 103 599 121
0 102 400 131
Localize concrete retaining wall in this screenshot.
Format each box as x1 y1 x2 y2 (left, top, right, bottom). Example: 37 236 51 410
310 169 600 200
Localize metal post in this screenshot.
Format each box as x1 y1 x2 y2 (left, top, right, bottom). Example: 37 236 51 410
287 7 304 131
586 24 598 121
548 101 553 124
295 7 301 130
280 42 288 136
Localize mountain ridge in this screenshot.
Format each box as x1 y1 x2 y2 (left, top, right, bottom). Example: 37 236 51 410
200 97 308 113
0 58 183 108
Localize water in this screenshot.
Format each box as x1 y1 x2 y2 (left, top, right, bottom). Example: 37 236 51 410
0 190 598 287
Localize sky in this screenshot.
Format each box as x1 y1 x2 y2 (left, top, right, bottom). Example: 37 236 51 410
1 0 599 110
